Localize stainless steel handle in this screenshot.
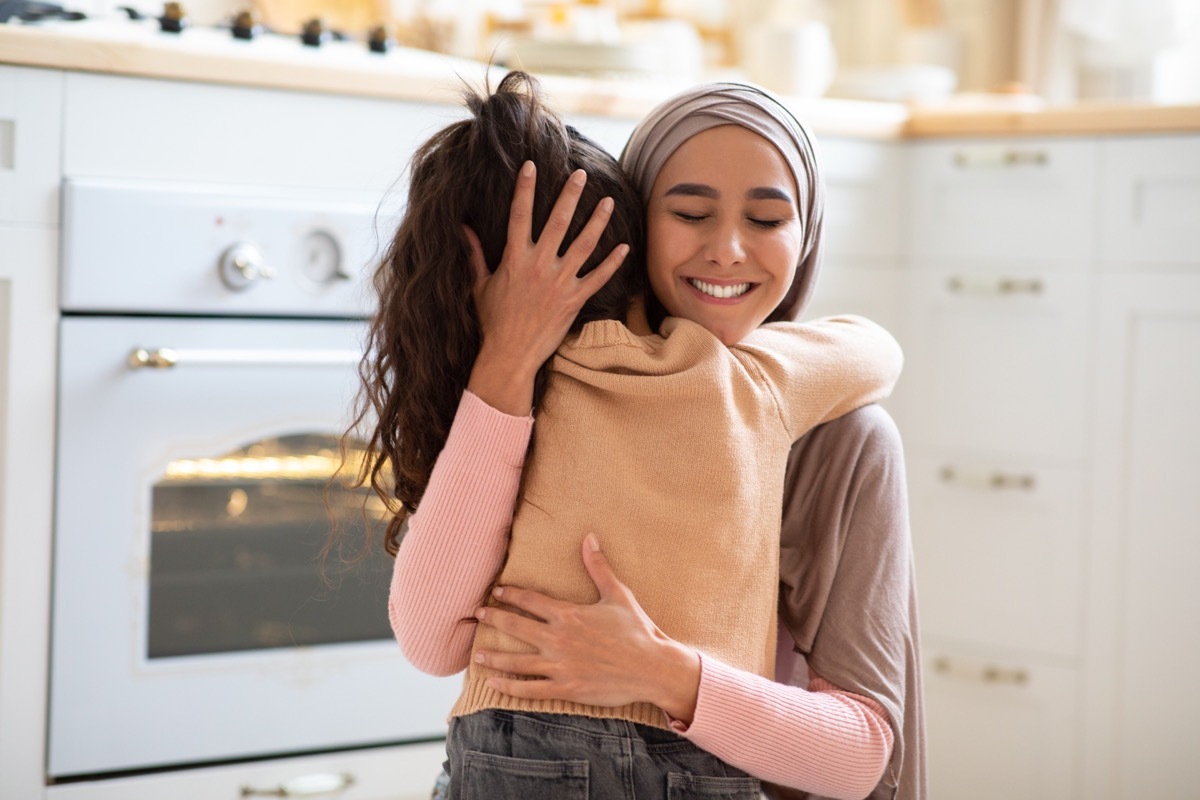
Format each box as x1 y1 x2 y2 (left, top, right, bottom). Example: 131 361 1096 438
946 276 1044 296
128 347 360 369
940 466 1036 491
933 656 1030 686
241 771 355 797
952 148 1048 168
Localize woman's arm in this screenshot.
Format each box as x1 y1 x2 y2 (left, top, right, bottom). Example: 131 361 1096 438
388 162 630 675
473 537 892 800
388 390 532 676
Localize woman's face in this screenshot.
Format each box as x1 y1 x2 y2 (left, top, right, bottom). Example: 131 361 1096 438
645 125 802 346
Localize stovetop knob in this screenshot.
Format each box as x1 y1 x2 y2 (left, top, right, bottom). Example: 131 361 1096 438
367 24 391 54
159 1 188 33
231 9 261 40
300 17 328 47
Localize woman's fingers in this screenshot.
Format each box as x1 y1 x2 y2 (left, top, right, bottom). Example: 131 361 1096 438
484 675 560 701
475 605 546 645
559 195 613 269
505 160 537 247
577 243 630 298
473 649 546 677
537 168 588 255
491 584 571 622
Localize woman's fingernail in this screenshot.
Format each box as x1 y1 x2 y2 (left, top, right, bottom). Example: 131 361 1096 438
492 586 504 599
617 244 630 259
474 652 486 664
522 161 535 177
572 169 587 186
599 197 614 212
474 608 486 620
586 533 600 552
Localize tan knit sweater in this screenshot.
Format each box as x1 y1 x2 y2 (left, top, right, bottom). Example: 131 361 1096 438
451 315 903 727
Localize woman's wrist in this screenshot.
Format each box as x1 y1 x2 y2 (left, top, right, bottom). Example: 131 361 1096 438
467 343 541 416
646 636 702 725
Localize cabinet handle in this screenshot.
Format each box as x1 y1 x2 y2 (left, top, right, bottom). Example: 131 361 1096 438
933 656 1030 686
940 466 1036 491
952 148 1048 168
946 276 1044 296
128 347 361 369
241 771 355 797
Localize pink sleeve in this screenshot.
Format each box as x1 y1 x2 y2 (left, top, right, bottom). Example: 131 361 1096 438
388 390 533 677
670 655 894 800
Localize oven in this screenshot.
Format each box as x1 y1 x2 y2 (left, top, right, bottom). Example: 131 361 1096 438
48 177 460 779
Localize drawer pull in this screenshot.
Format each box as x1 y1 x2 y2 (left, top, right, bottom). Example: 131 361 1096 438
933 656 1030 686
952 148 1048 168
946 276 1044 296
129 347 361 369
241 771 355 797
940 467 1036 491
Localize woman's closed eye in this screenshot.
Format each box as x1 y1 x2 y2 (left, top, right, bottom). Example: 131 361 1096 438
671 210 710 223
748 216 788 229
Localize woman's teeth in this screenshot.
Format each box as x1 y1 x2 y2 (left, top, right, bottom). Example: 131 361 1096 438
689 279 751 299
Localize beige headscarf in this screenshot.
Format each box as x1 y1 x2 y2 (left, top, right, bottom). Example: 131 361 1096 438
619 82 824 323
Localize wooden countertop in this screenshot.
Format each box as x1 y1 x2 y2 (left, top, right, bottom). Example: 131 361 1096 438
3 19 1199 138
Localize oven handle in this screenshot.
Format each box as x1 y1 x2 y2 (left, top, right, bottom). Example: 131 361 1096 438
240 771 356 797
128 347 361 369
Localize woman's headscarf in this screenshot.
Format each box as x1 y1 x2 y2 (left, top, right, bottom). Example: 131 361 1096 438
619 82 824 322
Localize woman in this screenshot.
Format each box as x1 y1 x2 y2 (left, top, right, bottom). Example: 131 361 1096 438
360 75 921 799
468 84 927 800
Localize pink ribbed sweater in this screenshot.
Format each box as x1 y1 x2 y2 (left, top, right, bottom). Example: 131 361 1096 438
391 319 898 798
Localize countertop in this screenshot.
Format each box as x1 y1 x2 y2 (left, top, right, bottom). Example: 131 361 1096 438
3 18 1200 138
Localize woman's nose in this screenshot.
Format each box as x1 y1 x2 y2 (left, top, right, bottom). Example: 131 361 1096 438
704 221 746 268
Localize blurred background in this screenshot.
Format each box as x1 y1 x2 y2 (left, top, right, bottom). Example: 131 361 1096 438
61 0 1200 104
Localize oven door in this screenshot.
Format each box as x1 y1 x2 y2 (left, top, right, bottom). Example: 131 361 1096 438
49 317 460 778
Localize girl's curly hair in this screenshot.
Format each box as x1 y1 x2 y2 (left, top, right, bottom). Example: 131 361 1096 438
343 71 645 558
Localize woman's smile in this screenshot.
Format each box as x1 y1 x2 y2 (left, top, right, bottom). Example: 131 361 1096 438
686 278 756 301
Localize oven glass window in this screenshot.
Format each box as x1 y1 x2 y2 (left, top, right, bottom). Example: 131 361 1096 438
148 433 395 659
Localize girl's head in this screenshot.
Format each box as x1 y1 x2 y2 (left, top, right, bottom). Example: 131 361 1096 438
620 83 823 345
356 71 644 554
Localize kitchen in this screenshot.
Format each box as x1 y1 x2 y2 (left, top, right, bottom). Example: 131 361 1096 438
1 0 1198 798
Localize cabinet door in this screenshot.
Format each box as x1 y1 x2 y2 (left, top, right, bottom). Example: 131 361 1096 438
901 269 1091 460
908 456 1084 659
923 644 1078 800
1083 274 1200 799
908 138 1098 264
1099 135 1200 267
0 66 63 224
821 138 905 260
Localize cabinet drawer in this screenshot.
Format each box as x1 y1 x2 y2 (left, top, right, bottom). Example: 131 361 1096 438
909 456 1084 659
821 138 905 259
1100 135 1200 267
45 742 447 800
908 138 1098 264
923 644 1078 800
900 269 1091 460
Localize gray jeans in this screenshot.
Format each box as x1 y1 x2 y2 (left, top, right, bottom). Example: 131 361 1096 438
440 709 762 800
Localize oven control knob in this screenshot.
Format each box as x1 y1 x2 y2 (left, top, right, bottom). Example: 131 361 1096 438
218 242 275 291
231 9 261 40
159 2 188 33
301 18 328 47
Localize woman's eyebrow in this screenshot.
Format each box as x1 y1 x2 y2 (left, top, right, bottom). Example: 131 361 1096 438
746 187 793 203
664 182 718 199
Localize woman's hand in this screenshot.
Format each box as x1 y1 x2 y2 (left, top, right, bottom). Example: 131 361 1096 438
466 162 629 416
472 535 702 724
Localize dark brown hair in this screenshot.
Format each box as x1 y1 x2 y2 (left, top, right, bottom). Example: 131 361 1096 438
344 71 644 557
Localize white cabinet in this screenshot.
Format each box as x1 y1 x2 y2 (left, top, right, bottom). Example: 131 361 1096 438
0 66 63 225
900 269 1092 460
1082 274 1200 800
909 456 1085 660
1099 136 1200 267
923 645 1078 800
908 138 1099 265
